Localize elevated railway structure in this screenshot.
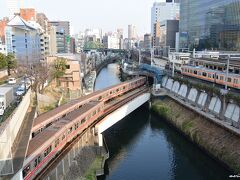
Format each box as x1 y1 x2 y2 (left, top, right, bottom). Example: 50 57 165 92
12 77 149 180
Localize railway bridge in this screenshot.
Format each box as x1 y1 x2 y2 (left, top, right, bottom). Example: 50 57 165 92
11 77 150 180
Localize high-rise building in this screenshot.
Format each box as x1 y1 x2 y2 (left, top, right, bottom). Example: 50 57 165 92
144 33 152 50
153 22 160 47
103 34 120 49
128 24 137 40
49 21 70 53
151 0 179 36
179 0 240 51
5 15 41 65
160 20 179 48
20 8 36 21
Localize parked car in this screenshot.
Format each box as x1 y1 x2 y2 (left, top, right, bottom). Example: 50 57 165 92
19 83 30 90
16 87 25 96
8 78 16 85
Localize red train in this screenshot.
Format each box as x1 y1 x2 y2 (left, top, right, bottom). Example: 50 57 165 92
181 65 240 89
32 77 147 137
23 77 147 180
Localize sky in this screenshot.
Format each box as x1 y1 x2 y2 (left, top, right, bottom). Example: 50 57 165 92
0 0 165 37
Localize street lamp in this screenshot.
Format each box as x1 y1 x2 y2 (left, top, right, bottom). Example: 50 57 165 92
138 49 141 66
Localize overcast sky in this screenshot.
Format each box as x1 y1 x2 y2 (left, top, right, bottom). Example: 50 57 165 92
0 0 165 37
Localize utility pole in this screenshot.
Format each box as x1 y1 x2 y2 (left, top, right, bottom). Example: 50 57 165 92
138 49 141 66
225 54 230 90
151 47 154 66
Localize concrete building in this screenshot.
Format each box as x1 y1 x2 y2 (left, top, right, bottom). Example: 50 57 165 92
0 18 9 43
74 32 84 53
49 26 57 56
151 0 179 36
144 33 152 50
153 22 161 47
160 20 179 49
20 8 36 21
0 40 7 55
36 13 49 33
28 21 50 61
102 34 120 49
49 21 70 53
5 15 41 65
128 24 137 40
179 0 240 51
47 54 82 91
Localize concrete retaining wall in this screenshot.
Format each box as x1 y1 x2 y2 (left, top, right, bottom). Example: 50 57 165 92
96 93 151 146
0 90 31 175
162 77 240 130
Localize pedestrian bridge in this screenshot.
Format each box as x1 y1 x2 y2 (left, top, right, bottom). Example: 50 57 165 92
10 77 150 180
122 63 166 84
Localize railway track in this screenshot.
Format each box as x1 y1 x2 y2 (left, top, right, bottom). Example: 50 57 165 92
35 86 149 179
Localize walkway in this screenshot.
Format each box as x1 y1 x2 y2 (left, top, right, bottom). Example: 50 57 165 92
11 105 36 175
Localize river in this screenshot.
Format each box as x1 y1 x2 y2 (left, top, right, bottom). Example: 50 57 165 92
94 63 231 180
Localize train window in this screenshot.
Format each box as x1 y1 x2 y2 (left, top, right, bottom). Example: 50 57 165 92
208 74 212 78
81 118 86 124
234 79 238 84
34 159 38 167
123 86 126 90
55 139 60 147
220 76 224 80
75 123 79 129
62 134 65 140
110 91 112 95
98 96 102 101
68 127 73 134
216 75 219 79
38 156 41 164
23 165 30 177
202 72 207 77
213 74 215 79
116 89 119 92
194 71 197 75
228 78 232 82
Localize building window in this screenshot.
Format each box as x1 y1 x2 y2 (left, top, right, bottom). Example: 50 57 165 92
66 65 70 69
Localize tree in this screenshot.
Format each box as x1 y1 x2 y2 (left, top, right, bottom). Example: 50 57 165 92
5 53 17 75
26 63 50 93
52 58 67 86
0 53 7 70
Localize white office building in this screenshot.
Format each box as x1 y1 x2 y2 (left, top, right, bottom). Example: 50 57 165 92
151 0 179 36
5 15 41 65
103 34 120 49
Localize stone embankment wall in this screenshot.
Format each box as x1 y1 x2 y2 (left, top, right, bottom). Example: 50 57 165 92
152 98 240 173
152 76 240 172
162 76 240 129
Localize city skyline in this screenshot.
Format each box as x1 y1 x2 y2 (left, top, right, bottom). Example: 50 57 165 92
0 0 166 36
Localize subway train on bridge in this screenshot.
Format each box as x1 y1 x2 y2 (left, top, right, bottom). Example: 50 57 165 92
181 65 240 89
23 77 147 180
